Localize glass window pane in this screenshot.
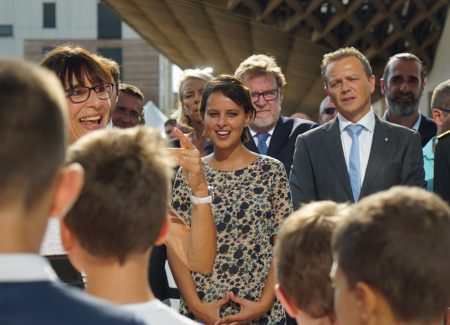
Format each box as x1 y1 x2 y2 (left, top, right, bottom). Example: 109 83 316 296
43 3 56 28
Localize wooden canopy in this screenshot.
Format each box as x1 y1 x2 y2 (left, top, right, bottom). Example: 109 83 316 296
100 0 448 117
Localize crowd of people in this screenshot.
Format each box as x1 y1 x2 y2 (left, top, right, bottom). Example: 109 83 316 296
1 42 450 325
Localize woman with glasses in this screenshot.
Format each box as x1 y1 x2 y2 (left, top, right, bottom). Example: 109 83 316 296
38 45 114 288
170 75 292 324
174 68 213 155
40 45 217 289
41 45 113 144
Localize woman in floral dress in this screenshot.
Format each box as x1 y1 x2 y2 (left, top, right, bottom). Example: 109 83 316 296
170 75 293 325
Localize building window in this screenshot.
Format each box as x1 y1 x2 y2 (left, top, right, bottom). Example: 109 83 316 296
97 48 123 78
97 3 121 39
43 3 56 28
0 25 13 37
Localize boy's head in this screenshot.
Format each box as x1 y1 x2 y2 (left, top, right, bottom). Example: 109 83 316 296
332 186 450 325
0 58 83 251
63 127 173 265
274 201 347 324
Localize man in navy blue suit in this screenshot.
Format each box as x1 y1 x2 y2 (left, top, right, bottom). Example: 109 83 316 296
0 58 143 325
235 54 317 175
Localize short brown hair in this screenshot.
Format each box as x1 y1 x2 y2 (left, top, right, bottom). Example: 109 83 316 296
383 52 426 82
333 186 450 323
40 44 112 91
0 58 67 211
431 79 450 110
234 54 286 88
119 83 144 103
96 55 120 85
274 201 347 318
65 127 173 264
321 47 372 86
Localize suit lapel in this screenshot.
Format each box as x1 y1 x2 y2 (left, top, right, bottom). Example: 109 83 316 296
360 116 389 196
266 117 288 156
322 119 354 200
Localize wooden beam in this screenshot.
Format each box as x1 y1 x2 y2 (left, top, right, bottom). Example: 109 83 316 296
283 0 322 32
227 0 242 11
343 0 408 46
311 0 363 43
261 0 284 20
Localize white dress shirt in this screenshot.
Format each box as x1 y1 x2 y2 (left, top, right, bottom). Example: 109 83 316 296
122 300 199 324
0 254 58 282
338 110 376 186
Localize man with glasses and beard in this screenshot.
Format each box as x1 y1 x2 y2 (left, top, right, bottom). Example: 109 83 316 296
234 54 317 176
380 53 436 147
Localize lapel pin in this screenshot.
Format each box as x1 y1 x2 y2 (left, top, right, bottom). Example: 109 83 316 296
385 137 389 142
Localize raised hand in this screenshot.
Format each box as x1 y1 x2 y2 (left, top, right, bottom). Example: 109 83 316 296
168 127 208 195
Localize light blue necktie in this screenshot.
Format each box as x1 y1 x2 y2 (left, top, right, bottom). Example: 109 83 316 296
346 124 364 202
257 132 269 155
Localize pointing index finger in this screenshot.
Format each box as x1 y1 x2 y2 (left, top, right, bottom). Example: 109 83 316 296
174 127 196 150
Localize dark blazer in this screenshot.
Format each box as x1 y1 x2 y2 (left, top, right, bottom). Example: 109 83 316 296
245 115 317 174
289 115 425 208
434 130 450 205
0 281 144 325
418 113 437 147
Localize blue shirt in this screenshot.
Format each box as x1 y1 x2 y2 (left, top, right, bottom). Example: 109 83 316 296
423 136 435 191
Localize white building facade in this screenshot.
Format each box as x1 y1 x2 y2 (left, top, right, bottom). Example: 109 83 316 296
0 0 175 113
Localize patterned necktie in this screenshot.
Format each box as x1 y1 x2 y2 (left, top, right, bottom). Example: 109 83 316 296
346 124 364 202
256 132 269 155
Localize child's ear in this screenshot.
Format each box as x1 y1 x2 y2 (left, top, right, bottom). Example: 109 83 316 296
48 163 84 219
275 283 300 318
154 218 169 246
355 281 377 323
59 218 84 273
60 218 75 252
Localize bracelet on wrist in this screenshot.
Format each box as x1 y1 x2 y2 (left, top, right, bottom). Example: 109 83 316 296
190 186 214 205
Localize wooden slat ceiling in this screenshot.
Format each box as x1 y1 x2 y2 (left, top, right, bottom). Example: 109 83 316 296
100 0 449 117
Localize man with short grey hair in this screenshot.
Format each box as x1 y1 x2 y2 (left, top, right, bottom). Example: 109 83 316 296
235 54 316 175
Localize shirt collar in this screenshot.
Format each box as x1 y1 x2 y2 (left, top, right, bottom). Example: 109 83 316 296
249 125 275 138
0 254 59 282
338 109 376 133
411 113 422 132
382 110 421 131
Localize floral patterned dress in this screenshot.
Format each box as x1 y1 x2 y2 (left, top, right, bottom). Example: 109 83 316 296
172 155 293 324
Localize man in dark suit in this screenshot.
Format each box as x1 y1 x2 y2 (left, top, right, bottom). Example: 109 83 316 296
0 59 143 325
290 47 425 208
381 52 437 147
235 54 317 175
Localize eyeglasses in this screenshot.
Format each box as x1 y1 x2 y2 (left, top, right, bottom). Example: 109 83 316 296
250 88 279 102
322 107 336 115
65 83 114 103
112 106 142 124
437 106 450 113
